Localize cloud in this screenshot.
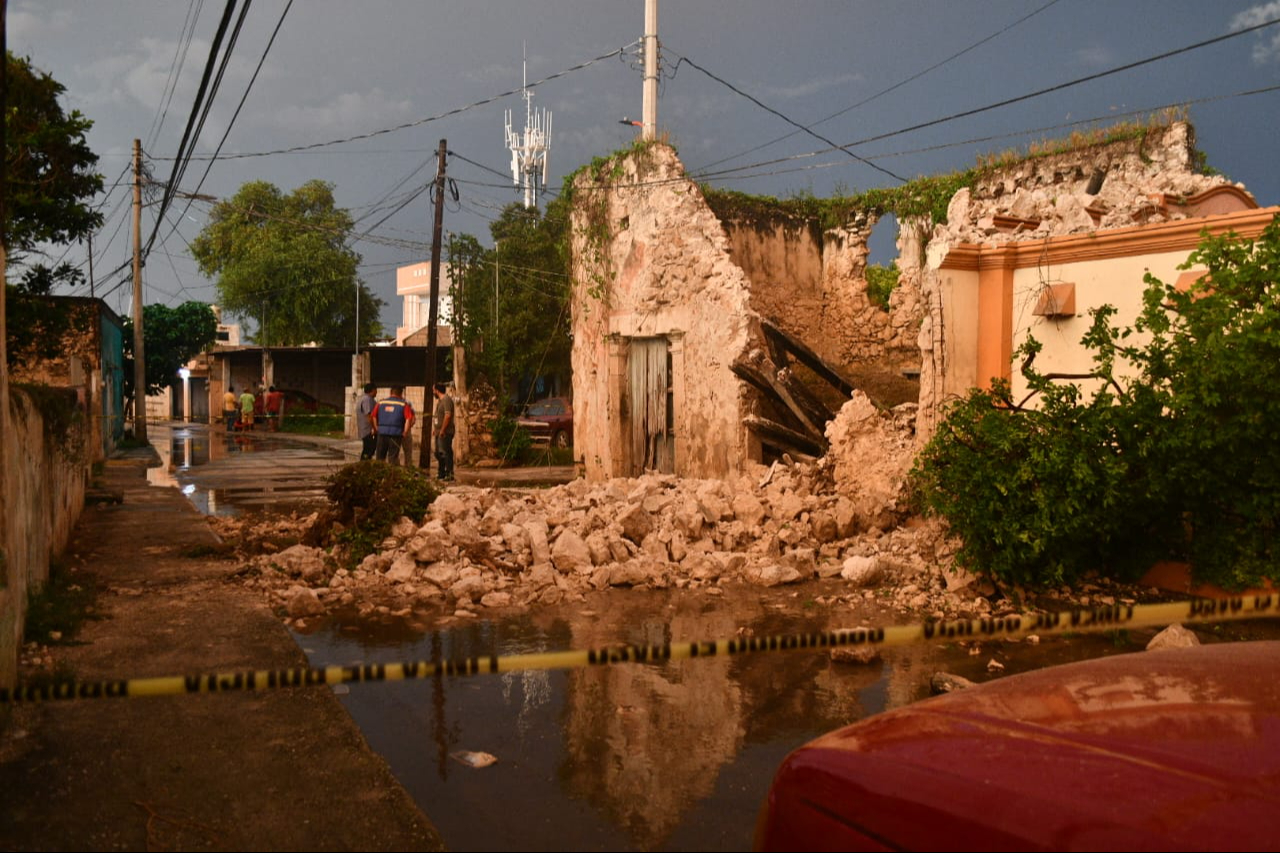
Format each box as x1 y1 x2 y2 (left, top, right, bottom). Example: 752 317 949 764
8 3 74 46
1229 2 1280 64
760 72 865 101
1075 45 1113 67
464 63 518 85
272 88 417 134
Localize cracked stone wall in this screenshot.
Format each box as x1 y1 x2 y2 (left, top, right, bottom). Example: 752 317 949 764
571 144 928 481
571 144 757 480
915 121 1245 441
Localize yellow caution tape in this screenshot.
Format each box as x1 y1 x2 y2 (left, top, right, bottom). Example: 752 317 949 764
3 594 1276 704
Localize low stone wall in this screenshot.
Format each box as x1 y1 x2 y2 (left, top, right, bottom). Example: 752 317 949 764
0 387 90 687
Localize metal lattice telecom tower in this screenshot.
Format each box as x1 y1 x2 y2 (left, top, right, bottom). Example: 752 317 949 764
505 49 552 209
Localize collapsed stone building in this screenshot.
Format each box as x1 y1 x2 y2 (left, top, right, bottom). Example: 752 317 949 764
568 121 1276 483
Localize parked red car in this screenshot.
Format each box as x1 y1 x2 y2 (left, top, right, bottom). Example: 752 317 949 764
516 396 573 448
754 641 1280 851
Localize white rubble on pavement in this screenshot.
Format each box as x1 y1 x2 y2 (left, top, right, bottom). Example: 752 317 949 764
1146 623 1202 651
221 391 988 622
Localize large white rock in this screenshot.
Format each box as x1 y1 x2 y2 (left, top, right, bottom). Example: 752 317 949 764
431 492 468 521
745 562 802 587
551 529 594 574
385 553 417 583
617 503 653 544
286 586 326 617
841 555 882 586
523 519 552 565
422 562 459 589
1147 623 1201 651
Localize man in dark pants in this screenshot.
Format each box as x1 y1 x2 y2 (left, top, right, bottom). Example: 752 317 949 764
357 382 378 460
374 386 414 465
432 382 455 480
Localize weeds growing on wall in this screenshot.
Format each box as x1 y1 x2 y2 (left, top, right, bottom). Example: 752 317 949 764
560 137 666 306
912 215 1280 590
12 383 85 461
701 112 1194 232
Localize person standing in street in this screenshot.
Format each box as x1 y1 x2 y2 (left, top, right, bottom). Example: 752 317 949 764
374 386 414 465
264 386 284 432
357 383 378 459
223 385 238 432
433 382 455 481
239 386 257 431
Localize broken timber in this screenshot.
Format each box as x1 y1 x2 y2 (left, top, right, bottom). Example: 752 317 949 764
760 317 856 397
738 317 860 456
743 415 825 459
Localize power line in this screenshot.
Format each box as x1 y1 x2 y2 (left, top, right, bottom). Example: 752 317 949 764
170 0 293 236
143 0 240 261
837 14 1280 152
146 0 204 149
160 42 639 161
692 0 1063 174
666 50 907 184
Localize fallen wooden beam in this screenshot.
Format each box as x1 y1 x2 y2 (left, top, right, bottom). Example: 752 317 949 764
744 415 827 458
732 357 825 442
777 366 835 427
761 317 856 397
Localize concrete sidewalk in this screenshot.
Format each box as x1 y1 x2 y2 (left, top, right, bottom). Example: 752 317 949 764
0 457 443 851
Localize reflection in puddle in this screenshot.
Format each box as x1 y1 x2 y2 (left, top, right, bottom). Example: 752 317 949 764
298 587 1142 852
146 425 351 516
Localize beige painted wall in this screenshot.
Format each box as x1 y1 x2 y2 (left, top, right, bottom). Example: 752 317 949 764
1008 249 1194 404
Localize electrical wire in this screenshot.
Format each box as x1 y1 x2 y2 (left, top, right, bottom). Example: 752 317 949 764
666 50 907 184
160 42 639 161
146 0 205 149
837 14 1280 152
143 0 240 262
692 0 1063 174
168 0 293 237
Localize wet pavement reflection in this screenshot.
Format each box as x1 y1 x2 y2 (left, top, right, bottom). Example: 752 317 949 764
147 424 356 516
296 584 1151 852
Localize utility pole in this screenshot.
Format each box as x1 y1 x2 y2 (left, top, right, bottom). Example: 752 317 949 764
87 233 94 298
418 139 447 469
131 138 147 443
642 0 658 141
1 0 11 592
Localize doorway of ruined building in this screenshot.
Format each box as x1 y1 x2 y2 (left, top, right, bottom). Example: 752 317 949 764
626 336 675 476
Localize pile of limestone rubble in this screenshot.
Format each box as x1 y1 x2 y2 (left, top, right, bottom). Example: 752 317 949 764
216 393 1123 626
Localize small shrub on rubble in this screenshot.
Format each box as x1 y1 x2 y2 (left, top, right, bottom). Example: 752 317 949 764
913 216 1280 590
320 460 438 562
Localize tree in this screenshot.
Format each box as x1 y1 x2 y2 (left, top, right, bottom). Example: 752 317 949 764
121 301 218 398
911 215 1280 590
448 199 570 398
189 180 383 346
4 52 103 259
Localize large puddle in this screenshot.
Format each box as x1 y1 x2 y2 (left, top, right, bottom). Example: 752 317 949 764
147 425 354 516
142 427 1280 849
295 584 1163 852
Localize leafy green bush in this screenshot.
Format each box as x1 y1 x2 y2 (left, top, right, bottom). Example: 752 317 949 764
913 216 1280 590
322 460 438 562
865 262 900 311
490 414 532 461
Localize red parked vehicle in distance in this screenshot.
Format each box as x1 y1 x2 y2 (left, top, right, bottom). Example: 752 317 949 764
754 641 1280 852
516 396 573 448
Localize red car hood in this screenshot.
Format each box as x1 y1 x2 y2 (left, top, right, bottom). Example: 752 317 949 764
757 641 1280 851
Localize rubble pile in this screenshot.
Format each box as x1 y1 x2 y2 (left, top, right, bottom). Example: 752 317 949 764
218 393 1007 625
